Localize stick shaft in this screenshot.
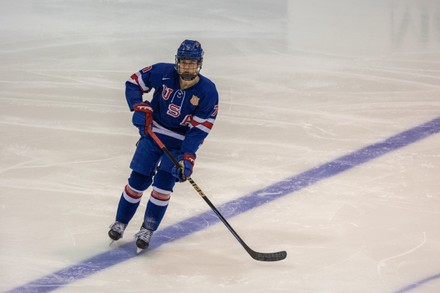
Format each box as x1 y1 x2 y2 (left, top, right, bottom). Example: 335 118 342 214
146 128 286 261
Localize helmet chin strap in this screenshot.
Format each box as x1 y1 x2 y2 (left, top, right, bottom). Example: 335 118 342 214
176 62 201 81
180 72 198 81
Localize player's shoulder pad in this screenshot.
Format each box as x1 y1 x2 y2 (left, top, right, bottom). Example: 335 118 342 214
140 63 175 86
198 74 216 88
139 63 174 75
198 75 218 96
149 63 175 74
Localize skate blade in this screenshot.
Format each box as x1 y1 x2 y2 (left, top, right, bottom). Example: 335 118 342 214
136 247 144 254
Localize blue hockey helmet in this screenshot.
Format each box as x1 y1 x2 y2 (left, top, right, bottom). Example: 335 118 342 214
175 40 204 80
176 39 204 62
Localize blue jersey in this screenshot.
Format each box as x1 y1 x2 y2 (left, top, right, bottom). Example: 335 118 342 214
126 63 219 155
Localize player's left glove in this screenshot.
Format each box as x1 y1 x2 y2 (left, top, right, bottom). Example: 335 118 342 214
172 154 195 182
132 101 153 134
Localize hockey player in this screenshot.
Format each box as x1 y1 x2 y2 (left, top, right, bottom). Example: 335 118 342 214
108 40 219 250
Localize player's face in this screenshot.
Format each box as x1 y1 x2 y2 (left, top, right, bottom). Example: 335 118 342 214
178 59 199 81
179 59 198 74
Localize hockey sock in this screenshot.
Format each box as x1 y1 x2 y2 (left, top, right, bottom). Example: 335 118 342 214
143 190 170 231
115 185 144 224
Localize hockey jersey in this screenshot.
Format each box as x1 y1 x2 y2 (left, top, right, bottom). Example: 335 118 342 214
126 63 219 155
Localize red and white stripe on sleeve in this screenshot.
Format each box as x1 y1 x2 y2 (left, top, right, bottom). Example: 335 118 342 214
188 116 215 134
127 71 150 93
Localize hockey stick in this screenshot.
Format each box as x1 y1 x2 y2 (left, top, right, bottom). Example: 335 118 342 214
146 127 287 262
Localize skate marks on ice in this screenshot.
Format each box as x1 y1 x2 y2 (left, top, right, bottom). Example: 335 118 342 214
6 116 440 292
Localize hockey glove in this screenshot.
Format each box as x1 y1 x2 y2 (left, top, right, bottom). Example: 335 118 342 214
171 154 195 182
132 101 153 134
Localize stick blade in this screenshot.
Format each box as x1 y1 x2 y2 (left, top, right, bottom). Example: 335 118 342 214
249 249 287 262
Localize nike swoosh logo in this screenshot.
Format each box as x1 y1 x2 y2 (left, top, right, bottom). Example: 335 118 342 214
162 78 170 80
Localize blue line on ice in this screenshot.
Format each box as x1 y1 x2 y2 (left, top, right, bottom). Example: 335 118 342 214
392 273 440 293
7 116 440 293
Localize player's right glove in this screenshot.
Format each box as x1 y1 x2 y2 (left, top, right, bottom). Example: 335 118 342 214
132 101 153 134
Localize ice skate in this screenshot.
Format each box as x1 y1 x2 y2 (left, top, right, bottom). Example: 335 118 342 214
135 227 154 253
108 221 127 241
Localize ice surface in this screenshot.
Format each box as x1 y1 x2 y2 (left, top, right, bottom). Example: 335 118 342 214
1 0 440 292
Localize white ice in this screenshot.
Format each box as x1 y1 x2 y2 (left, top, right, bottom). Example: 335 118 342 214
1 0 440 292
